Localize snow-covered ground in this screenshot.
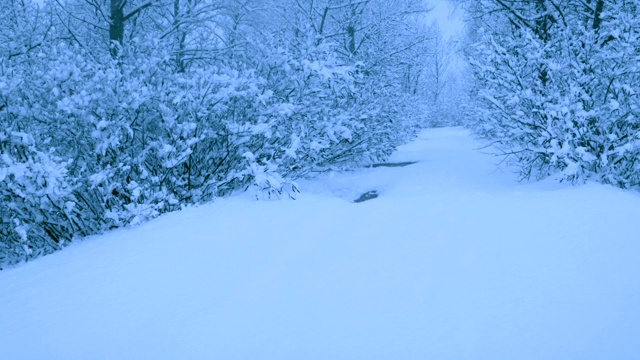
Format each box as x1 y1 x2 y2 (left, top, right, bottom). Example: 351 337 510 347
1 127 639 360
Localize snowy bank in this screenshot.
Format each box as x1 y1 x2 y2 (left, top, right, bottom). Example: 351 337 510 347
1 127 639 360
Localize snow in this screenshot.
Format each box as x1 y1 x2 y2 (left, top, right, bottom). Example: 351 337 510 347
1 127 640 360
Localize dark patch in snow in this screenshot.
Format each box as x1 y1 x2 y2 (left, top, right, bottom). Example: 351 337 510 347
353 190 379 203
370 161 417 168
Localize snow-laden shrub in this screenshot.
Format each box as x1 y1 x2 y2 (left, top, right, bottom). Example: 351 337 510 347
148 66 296 199
256 33 416 180
469 3 640 188
0 0 432 268
0 129 78 267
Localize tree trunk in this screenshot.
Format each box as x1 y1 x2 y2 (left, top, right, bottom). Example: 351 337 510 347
592 0 605 30
110 0 125 57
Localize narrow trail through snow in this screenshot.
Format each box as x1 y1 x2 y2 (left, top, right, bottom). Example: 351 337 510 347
1 127 639 360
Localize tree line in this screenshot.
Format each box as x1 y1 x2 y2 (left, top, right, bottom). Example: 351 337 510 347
1 0 451 267
459 0 640 186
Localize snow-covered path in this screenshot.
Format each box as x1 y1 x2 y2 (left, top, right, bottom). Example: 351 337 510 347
1 127 640 360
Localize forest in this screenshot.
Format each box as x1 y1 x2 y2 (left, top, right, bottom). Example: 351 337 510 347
1 0 639 268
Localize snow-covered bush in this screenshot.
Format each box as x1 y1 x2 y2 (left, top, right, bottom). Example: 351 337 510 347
258 39 390 178
469 1 640 187
0 129 78 267
1 0 435 268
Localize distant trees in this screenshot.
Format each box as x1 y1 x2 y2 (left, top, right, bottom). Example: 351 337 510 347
0 0 436 267
464 0 640 186
420 27 468 127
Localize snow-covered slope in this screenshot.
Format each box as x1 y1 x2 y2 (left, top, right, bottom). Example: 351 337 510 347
1 127 639 360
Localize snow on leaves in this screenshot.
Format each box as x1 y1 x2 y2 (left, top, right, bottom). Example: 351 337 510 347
0 0 431 268
469 0 640 188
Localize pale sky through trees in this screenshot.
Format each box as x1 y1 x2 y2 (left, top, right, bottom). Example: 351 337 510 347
427 0 464 40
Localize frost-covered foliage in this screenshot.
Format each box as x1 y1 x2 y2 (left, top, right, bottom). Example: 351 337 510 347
0 0 434 268
0 130 78 265
468 0 640 187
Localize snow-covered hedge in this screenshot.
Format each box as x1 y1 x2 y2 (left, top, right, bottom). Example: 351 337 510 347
0 0 427 268
469 1 640 188
0 129 79 264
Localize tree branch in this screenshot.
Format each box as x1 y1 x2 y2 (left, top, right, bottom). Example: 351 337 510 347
123 1 152 22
